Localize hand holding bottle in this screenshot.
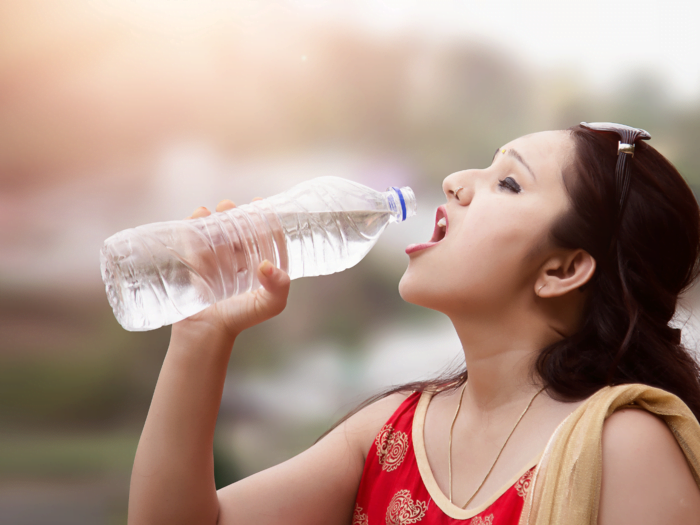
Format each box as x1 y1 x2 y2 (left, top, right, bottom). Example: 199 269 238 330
174 199 291 341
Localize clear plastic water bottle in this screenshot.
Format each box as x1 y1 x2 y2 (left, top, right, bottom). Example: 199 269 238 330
100 176 417 331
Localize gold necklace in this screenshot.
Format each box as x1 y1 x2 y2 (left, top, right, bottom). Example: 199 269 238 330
448 382 546 508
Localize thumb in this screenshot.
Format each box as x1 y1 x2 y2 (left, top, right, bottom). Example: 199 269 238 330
255 260 290 313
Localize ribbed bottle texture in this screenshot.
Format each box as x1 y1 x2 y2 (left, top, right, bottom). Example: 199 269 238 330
100 176 416 331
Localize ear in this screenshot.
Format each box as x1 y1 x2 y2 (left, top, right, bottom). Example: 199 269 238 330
535 249 596 298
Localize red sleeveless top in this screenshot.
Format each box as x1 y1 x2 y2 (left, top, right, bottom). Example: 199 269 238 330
353 391 538 525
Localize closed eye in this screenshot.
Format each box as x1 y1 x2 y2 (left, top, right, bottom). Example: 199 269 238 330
498 177 522 193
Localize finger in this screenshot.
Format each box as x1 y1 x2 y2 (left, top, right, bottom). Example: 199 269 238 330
257 260 291 299
253 260 290 321
216 199 236 212
191 206 211 218
252 197 263 202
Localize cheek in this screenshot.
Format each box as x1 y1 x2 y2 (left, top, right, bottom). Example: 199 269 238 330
398 203 560 311
457 211 541 266
449 210 551 288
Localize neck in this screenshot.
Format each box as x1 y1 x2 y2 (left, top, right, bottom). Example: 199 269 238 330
448 308 560 414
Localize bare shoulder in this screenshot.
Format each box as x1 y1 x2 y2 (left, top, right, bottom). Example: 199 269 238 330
598 408 700 525
333 391 413 459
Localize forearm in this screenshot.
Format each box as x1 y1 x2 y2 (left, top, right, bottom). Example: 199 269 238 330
128 323 236 525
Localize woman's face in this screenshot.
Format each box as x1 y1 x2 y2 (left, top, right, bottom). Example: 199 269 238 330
399 130 575 317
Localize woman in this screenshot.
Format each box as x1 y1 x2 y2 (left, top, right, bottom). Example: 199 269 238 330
128 123 700 525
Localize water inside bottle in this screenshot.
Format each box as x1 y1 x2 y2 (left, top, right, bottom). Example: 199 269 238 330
278 210 392 279
102 209 393 331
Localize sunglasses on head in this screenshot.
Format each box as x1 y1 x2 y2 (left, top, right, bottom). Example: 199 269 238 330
580 122 651 209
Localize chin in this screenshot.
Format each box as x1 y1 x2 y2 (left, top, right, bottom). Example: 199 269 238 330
398 271 422 305
398 272 446 311
399 270 490 317
398 273 414 303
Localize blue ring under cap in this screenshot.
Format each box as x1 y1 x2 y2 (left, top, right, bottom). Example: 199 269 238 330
391 187 406 221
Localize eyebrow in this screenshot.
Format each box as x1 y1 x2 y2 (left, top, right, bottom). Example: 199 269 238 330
492 147 537 182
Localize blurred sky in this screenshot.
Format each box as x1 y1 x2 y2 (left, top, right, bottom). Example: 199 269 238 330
344 0 700 100
84 0 700 98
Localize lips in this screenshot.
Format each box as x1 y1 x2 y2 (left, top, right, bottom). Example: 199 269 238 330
405 206 448 255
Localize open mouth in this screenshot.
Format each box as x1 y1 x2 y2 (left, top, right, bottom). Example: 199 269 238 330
430 206 448 242
405 206 448 255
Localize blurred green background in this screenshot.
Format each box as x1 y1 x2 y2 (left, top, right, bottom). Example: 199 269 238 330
2 1 700 523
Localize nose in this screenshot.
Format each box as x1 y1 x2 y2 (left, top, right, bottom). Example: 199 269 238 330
443 170 473 204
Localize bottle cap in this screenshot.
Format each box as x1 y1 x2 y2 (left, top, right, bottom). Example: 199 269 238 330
389 186 417 222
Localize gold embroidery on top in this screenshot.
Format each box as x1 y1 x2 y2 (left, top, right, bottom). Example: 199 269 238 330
515 468 534 498
470 514 494 525
353 504 369 525
385 489 428 525
375 424 409 472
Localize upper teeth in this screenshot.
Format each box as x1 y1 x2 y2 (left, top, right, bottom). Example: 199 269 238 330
437 218 446 228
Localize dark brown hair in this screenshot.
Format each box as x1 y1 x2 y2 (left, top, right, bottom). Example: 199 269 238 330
539 125 700 415
320 124 700 439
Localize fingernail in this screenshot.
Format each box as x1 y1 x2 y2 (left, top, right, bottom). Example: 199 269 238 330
261 260 274 276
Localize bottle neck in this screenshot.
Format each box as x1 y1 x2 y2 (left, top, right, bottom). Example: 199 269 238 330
386 186 417 222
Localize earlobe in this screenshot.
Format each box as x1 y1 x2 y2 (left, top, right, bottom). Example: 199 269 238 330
536 250 596 298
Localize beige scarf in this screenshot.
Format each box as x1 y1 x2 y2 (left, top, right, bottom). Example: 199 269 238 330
518 384 700 525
